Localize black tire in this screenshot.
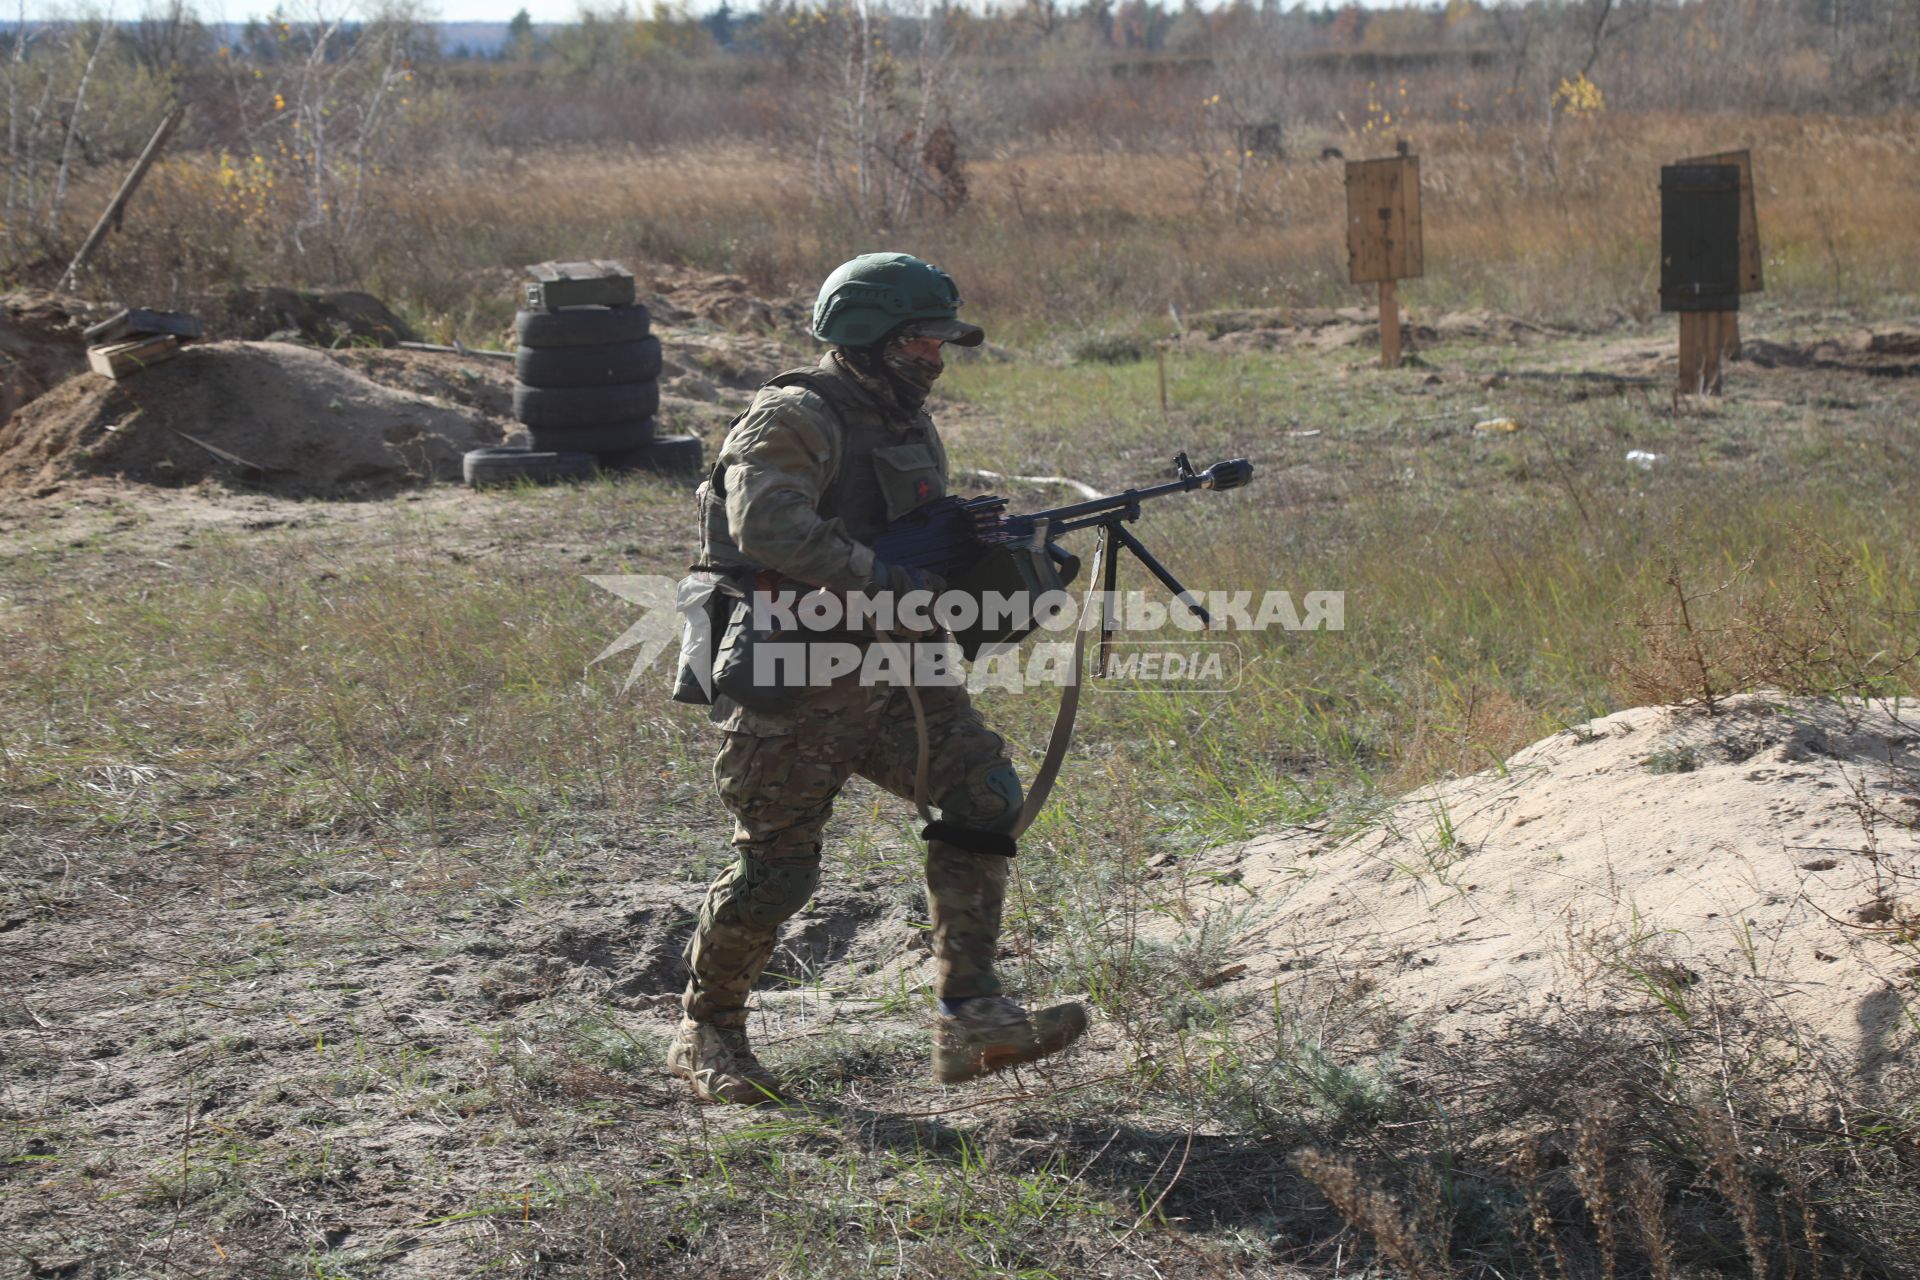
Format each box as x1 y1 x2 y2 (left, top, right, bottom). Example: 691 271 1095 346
463 446 598 488
604 434 704 476
512 381 661 429
527 418 656 455
515 337 662 388
515 304 651 348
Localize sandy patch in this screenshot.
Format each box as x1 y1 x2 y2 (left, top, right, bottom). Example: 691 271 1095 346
1182 695 1918 1068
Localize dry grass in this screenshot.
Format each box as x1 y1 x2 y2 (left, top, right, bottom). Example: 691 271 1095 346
57 112 1920 344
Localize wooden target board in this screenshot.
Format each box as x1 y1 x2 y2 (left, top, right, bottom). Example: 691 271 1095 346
1345 155 1424 285
1677 148 1762 294
1662 151 1761 392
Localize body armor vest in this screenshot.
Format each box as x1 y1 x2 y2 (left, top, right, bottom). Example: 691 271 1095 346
697 360 946 579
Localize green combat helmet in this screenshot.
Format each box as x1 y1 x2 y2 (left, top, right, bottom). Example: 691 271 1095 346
812 252 985 348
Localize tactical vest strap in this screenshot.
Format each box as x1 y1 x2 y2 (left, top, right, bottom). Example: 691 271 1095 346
705 367 861 501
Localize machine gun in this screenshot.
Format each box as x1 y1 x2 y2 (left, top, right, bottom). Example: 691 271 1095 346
873 452 1254 660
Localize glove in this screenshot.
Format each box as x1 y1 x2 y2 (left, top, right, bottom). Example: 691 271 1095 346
865 560 948 635
866 560 948 599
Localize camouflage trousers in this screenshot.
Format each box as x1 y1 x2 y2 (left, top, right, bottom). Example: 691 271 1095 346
683 665 1023 1029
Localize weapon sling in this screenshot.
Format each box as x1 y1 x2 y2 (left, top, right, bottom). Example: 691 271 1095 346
1008 528 1107 839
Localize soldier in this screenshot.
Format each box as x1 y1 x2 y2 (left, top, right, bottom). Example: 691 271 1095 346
668 252 1088 1104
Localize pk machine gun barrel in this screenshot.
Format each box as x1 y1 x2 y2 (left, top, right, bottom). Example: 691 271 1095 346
1028 455 1254 535
871 453 1254 578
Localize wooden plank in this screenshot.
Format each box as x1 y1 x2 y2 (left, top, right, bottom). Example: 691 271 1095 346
87 334 180 379
1346 158 1393 284
1400 155 1424 280
1677 311 1727 395
1679 149 1762 293
1379 279 1401 369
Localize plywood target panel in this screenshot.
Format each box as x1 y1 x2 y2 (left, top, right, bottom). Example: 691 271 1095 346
1678 148 1762 294
1345 155 1424 285
1660 163 1742 313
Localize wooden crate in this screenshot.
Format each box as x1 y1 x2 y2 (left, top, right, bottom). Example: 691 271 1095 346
87 334 181 379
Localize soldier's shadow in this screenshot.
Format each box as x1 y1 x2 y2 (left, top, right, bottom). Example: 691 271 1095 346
785 1092 1329 1242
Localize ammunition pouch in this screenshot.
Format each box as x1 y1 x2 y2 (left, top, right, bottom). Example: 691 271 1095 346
945 529 1070 660
711 592 811 715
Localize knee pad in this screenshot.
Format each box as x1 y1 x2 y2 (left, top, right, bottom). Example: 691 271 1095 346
731 855 822 928
922 821 1016 858
937 762 1024 836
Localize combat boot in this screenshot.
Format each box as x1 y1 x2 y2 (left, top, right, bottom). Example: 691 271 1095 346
666 1018 787 1105
933 995 1089 1084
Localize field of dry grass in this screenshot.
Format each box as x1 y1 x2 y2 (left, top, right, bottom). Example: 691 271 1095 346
63 111 1919 347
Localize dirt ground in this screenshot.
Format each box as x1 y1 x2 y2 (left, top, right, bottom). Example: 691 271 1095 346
2 301 1918 1278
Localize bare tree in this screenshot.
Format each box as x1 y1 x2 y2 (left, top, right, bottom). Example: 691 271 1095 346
125 0 214 81
49 9 116 235
805 0 966 229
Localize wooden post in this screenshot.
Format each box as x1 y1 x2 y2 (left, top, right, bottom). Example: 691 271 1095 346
1722 313 1741 361
1378 279 1401 369
1156 346 1168 413
1677 312 1728 395
61 103 188 292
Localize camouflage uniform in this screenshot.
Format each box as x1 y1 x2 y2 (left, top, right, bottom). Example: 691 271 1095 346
683 350 1024 1034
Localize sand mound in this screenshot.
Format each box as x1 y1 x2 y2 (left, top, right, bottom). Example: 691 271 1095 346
0 340 505 493
1186 695 1919 1069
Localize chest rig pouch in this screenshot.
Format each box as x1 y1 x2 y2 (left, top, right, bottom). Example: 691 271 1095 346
682 365 944 711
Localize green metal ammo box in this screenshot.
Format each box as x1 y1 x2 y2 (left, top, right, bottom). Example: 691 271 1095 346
525 260 637 311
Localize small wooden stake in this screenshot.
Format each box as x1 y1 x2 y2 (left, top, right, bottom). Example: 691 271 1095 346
1677 311 1730 395
1378 279 1401 368
1156 347 1168 413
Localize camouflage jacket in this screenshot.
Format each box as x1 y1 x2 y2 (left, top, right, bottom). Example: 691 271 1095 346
696 350 950 593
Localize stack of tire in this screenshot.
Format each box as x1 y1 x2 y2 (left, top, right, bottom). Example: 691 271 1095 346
463 266 704 488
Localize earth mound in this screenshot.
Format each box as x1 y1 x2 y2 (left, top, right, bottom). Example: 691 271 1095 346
1179 306 1565 354
1185 695 1918 1071
0 340 505 493
0 291 94 425
1742 325 1920 378
205 286 418 347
